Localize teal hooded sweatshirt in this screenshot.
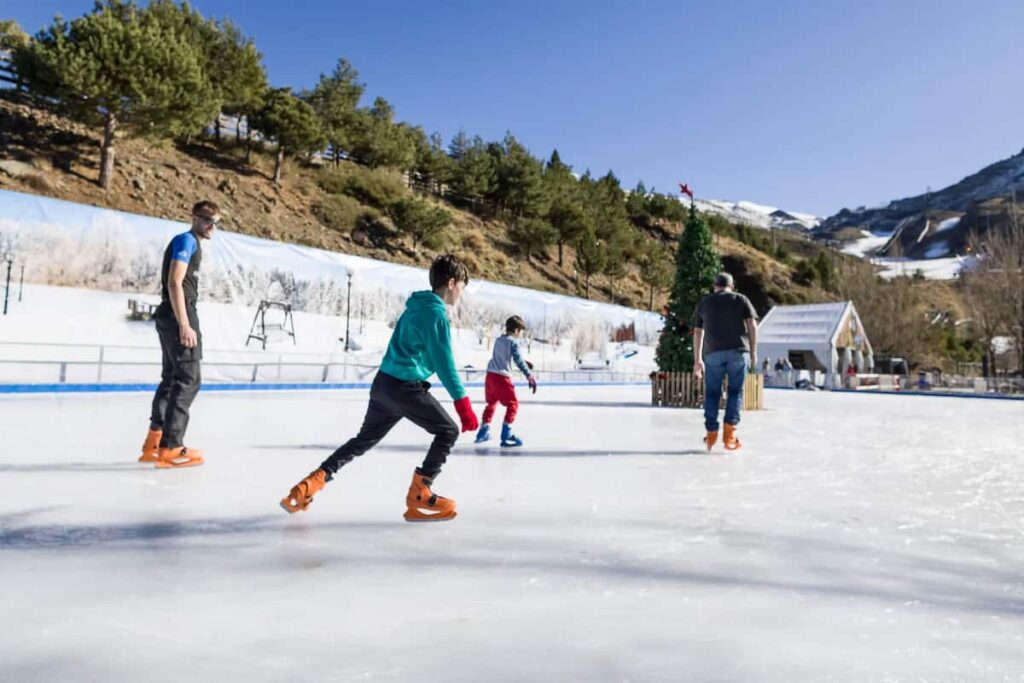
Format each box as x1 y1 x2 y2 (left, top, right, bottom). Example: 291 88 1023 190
379 290 467 400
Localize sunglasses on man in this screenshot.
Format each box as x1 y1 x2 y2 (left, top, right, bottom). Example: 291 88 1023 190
195 214 222 228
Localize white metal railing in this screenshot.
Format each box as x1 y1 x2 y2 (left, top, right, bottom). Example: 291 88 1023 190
0 340 652 386
764 368 1024 396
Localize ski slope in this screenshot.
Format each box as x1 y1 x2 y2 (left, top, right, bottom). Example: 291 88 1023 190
1 386 1023 681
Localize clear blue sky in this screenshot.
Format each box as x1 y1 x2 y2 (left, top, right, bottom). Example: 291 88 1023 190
7 0 1024 215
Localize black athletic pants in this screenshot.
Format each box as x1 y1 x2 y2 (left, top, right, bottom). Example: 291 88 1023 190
149 307 202 449
320 372 459 480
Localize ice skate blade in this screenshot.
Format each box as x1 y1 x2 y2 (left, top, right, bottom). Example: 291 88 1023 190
404 510 457 523
500 441 523 448
279 498 308 514
154 457 204 469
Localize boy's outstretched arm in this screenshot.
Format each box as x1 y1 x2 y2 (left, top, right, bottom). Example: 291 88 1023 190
511 340 538 394
428 318 478 431
510 340 532 378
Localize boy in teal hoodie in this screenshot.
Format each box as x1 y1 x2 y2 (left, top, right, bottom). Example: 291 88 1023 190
280 255 479 522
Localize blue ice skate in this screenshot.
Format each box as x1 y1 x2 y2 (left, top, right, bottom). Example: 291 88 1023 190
474 423 491 443
500 423 523 448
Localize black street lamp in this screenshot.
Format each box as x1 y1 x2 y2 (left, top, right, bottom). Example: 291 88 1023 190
2 259 11 315
344 272 353 352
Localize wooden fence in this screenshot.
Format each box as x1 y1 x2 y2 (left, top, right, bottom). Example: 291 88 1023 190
651 371 764 410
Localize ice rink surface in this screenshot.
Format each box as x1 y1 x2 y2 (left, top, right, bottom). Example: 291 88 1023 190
2 385 1023 682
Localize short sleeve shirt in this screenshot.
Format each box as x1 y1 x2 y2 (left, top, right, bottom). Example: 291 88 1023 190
693 291 758 354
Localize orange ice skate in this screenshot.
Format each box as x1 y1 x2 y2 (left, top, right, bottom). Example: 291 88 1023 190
723 423 742 452
139 429 162 463
404 470 457 522
154 446 205 469
703 430 718 452
280 469 328 513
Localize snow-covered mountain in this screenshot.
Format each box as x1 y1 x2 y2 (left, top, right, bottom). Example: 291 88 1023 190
693 198 821 231
814 148 1024 247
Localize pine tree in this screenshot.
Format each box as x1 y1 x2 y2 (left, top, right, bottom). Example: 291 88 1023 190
450 135 496 211
305 58 363 165
655 199 722 372
543 150 587 266
0 20 29 50
215 19 268 145
814 251 835 291
495 133 548 220
548 200 589 267
412 130 454 194
251 88 325 185
626 180 648 217
575 229 606 299
388 197 450 250
639 242 674 310
586 171 633 263
348 97 416 169
509 217 557 263
14 0 218 189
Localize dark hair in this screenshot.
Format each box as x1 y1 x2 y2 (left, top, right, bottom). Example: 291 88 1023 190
192 200 220 217
505 315 526 334
429 254 469 290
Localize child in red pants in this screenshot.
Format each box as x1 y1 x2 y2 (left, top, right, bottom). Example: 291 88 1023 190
475 316 537 447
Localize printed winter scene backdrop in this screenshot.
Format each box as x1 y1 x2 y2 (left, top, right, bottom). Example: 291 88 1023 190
0 189 662 362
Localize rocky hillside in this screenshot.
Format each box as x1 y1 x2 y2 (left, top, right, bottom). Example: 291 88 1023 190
814 149 1024 259
0 91 841 314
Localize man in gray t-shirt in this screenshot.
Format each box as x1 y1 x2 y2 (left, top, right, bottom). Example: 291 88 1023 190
693 272 758 452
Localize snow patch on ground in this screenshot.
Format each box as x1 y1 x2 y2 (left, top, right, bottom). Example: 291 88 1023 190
842 232 891 257
924 241 951 259
875 255 976 280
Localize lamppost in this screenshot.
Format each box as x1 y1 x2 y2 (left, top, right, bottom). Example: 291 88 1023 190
2 259 11 315
344 272 353 352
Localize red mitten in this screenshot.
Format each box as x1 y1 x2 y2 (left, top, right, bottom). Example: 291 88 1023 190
453 396 479 432
527 375 538 394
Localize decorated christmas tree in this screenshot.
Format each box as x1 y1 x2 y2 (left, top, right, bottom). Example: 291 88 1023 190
655 184 722 372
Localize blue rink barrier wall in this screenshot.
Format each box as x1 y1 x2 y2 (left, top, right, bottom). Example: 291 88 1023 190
0 380 651 394
767 386 1024 402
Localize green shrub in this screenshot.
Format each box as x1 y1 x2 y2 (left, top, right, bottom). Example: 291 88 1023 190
793 259 817 286
313 195 378 235
318 165 406 209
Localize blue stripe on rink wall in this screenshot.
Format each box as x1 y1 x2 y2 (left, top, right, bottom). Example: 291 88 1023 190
767 386 1024 402
0 381 651 395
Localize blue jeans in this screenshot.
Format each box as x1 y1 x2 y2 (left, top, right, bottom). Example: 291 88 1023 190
703 350 750 432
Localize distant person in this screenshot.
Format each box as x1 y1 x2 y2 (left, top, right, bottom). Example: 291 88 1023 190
475 315 538 447
782 358 793 387
693 272 758 452
279 254 479 522
138 200 220 468
762 357 771 375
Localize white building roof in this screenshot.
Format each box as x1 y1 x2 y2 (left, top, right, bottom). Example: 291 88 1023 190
757 302 873 383
758 302 852 348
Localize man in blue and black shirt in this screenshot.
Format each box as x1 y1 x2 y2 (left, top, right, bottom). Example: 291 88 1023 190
138 200 220 468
